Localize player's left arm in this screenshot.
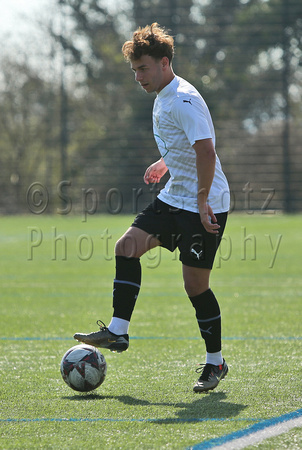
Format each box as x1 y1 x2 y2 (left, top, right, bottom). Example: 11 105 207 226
143 157 168 184
193 138 220 234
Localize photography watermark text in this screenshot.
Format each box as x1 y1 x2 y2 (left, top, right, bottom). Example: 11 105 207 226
26 181 277 218
27 226 282 269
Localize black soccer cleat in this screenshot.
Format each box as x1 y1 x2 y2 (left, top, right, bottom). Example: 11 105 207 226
74 320 129 353
193 359 228 393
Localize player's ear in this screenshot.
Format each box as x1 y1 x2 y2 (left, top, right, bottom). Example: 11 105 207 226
161 56 170 69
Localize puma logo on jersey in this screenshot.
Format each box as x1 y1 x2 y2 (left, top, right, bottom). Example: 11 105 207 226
183 99 192 105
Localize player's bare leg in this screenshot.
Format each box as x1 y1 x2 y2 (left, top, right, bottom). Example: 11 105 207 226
115 226 161 258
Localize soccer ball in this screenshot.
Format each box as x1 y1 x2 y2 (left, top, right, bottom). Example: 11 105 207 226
60 344 107 392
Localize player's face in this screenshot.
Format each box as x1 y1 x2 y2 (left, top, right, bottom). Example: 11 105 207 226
131 55 168 94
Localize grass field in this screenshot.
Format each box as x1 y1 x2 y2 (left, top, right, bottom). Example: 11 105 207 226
1 212 301 449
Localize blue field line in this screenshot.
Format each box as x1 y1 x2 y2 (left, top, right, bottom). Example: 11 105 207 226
0 417 260 424
0 336 301 341
188 408 302 449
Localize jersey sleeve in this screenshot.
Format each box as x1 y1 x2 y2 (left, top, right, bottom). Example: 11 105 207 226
171 95 213 146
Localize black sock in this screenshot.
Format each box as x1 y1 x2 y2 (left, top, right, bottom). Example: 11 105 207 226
189 289 221 353
112 256 141 321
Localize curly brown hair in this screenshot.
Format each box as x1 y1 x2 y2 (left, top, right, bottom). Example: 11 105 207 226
122 23 174 63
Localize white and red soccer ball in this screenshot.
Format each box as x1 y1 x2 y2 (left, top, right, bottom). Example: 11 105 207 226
60 344 107 392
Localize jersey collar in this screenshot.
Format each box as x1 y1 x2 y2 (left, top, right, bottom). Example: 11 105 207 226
157 75 177 98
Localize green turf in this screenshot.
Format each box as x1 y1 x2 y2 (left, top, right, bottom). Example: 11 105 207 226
1 213 301 449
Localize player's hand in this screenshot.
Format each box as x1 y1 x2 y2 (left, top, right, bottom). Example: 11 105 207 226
144 159 168 184
199 203 220 234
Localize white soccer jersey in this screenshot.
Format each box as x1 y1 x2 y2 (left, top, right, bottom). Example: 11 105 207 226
153 75 230 214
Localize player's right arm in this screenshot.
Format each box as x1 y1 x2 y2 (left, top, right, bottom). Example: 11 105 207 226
144 157 168 184
194 138 220 234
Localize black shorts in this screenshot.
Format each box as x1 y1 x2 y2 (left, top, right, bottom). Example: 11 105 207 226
131 198 228 269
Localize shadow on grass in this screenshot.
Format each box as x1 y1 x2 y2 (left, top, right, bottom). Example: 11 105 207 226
62 391 247 422
117 391 247 422
61 393 114 401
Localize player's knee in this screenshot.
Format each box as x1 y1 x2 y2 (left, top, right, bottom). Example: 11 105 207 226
185 282 209 297
115 227 160 258
184 279 201 297
183 267 210 297
114 238 123 256
115 232 141 258
115 236 134 257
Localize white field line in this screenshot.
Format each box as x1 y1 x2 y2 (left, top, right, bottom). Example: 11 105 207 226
211 416 302 450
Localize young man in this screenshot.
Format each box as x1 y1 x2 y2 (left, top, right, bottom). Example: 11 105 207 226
74 23 230 393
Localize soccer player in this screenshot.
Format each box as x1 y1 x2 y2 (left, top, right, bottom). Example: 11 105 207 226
74 23 230 393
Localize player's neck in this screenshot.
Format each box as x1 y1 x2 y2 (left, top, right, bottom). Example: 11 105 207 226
156 69 175 94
